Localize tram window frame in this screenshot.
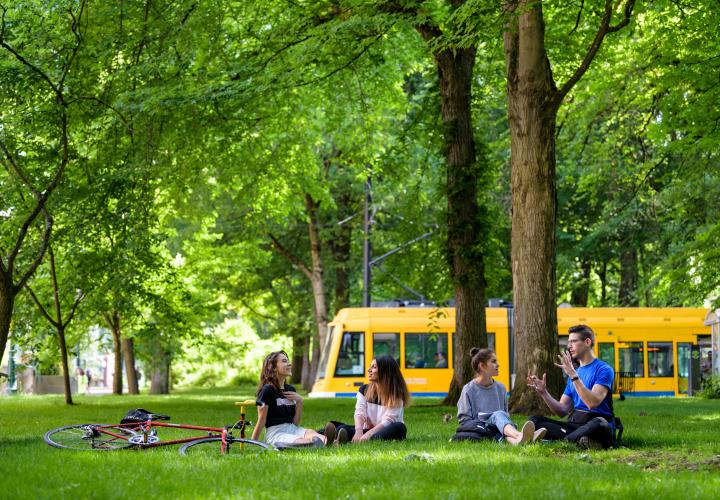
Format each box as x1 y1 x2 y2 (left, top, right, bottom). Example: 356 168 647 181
598 343 615 369
404 332 449 369
316 326 335 379
647 342 674 378
373 333 400 365
618 342 645 378
334 331 365 377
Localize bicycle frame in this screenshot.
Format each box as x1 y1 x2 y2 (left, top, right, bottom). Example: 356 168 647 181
88 400 258 453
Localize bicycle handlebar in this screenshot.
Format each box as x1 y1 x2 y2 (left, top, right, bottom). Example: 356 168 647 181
234 400 264 408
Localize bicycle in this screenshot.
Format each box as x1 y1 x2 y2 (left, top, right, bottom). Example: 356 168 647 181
44 400 270 456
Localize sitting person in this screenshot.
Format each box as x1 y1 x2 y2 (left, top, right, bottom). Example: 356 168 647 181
325 356 410 444
527 325 616 449
251 351 334 448
434 352 448 368
457 348 542 445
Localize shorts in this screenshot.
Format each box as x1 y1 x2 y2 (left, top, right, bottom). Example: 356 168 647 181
264 423 308 446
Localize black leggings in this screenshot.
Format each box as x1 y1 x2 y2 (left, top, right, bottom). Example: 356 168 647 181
323 420 407 441
529 415 614 449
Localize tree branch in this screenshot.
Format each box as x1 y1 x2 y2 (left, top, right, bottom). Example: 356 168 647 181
555 0 636 105
268 233 312 280
24 284 59 328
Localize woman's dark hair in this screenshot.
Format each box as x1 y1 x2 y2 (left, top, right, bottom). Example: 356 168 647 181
366 356 410 408
256 351 289 396
470 347 496 374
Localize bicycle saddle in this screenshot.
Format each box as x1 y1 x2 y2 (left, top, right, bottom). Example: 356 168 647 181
120 408 171 424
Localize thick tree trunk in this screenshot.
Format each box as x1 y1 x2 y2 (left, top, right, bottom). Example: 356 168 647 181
305 194 328 390
570 260 592 306
619 248 638 306
0 281 15 368
432 46 489 406
504 1 564 414
122 337 139 394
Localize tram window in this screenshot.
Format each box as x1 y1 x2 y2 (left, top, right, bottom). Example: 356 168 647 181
373 333 400 364
335 331 365 377
405 333 449 369
618 342 644 377
648 342 673 377
598 343 615 369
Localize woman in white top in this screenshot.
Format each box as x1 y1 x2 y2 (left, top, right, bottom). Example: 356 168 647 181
325 355 410 444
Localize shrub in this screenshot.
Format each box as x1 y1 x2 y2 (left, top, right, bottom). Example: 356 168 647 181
700 375 720 399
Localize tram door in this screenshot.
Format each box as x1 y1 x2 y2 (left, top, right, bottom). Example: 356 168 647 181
677 343 691 395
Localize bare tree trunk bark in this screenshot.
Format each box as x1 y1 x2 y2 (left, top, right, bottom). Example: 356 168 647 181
122 337 139 394
0 281 15 373
504 1 563 413
291 332 304 385
305 194 328 390
56 325 74 404
428 43 488 407
149 339 170 394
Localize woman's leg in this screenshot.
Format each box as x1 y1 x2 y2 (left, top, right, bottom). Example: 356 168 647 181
487 411 532 445
369 422 407 441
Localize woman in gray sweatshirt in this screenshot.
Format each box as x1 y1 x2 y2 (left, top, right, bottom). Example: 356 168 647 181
457 348 546 445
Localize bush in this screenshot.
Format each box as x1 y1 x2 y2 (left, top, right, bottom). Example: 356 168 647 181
700 375 720 399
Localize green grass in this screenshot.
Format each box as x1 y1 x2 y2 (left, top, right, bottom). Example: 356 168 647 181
1 386 719 499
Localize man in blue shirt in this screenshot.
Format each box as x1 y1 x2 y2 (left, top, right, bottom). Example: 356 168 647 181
527 325 616 449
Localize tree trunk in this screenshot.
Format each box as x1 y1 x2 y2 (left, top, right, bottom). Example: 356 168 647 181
56 325 74 405
300 335 311 389
619 248 638 306
103 311 124 395
149 339 170 394
305 193 328 390
291 332 304 385
597 260 608 306
122 337 139 394
504 1 564 413
0 281 15 369
432 46 489 406
570 260 592 306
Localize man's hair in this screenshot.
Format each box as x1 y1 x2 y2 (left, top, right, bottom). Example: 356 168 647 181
568 324 595 346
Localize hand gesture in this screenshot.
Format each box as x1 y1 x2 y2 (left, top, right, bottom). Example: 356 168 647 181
283 391 303 405
554 351 578 379
527 373 547 394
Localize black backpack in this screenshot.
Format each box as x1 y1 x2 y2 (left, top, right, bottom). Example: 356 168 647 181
450 419 502 442
120 408 171 424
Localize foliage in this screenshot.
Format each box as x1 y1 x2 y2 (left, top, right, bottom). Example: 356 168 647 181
701 376 720 400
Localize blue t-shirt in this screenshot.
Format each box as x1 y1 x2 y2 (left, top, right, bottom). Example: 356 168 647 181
563 358 614 417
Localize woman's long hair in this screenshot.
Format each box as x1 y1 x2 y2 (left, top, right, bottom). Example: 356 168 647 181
256 350 288 396
365 356 410 408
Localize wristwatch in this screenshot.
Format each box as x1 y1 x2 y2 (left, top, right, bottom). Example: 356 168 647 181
571 376 579 382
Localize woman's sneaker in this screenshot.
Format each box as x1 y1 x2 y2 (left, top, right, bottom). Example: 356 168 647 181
335 428 349 446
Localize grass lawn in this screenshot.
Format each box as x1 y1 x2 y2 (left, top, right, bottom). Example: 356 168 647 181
1 386 719 499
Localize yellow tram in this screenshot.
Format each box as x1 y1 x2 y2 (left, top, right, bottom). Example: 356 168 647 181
309 306 711 398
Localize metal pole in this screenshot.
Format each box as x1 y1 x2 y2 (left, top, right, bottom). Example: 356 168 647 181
362 175 372 307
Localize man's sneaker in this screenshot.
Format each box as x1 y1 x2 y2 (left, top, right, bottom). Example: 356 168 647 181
312 436 325 448
323 422 336 446
335 428 349 446
577 436 602 450
533 427 547 443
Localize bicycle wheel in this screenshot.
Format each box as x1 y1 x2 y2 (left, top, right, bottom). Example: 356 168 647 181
179 437 269 456
44 424 137 450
